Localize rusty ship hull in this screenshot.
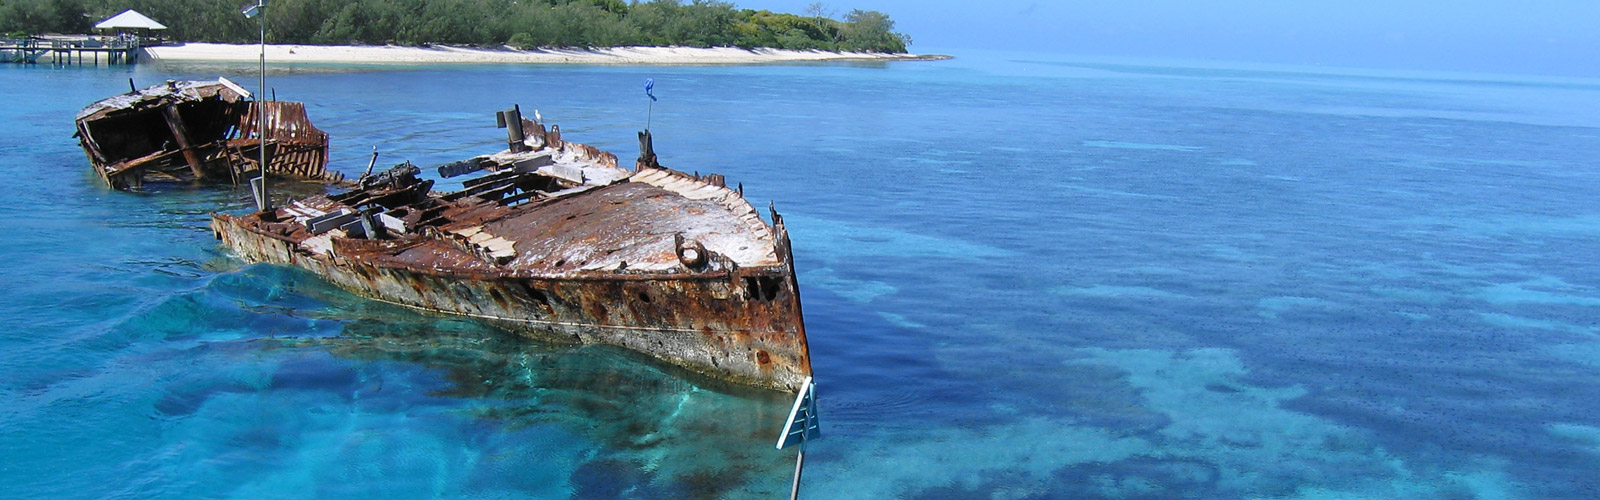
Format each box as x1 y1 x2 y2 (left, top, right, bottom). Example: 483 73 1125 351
209 109 811 391
75 78 339 190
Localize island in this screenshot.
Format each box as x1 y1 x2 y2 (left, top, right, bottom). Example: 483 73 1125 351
3 0 944 65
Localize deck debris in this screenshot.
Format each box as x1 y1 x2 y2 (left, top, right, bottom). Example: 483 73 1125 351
75 78 339 190
210 106 812 391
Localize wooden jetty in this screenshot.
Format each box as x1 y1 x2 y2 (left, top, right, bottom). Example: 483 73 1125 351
2 36 143 65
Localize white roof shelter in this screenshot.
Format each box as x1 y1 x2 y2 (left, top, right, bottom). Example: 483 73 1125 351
94 10 168 31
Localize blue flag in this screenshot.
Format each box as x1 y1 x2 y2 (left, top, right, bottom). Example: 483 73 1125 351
645 78 657 102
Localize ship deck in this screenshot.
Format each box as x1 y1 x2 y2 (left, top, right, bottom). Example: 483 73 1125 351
270 164 779 280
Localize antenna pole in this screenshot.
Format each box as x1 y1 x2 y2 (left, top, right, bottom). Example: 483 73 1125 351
254 1 270 212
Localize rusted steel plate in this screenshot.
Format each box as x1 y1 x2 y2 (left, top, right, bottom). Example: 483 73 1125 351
75 78 339 190
210 110 812 391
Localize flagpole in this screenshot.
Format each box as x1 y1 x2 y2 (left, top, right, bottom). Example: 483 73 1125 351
256 0 268 212
243 1 269 212
644 77 656 131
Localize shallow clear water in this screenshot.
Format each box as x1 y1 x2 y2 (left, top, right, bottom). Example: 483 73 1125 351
3 51 1600 499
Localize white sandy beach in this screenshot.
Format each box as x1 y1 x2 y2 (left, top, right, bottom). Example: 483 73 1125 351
143 43 943 65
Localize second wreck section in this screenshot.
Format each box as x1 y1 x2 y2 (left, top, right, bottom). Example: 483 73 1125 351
75 78 339 190
210 109 811 391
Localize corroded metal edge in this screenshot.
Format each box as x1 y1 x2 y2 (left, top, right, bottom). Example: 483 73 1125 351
210 212 812 391
74 79 338 190
206 113 812 391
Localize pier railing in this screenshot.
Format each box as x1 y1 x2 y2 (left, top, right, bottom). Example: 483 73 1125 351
2 36 144 65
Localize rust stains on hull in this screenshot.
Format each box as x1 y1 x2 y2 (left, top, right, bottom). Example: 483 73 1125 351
209 108 811 391
75 78 339 190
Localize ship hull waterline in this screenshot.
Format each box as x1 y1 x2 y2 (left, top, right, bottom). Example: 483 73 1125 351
209 213 813 392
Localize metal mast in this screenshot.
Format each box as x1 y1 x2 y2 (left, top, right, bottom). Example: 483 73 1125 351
244 1 269 212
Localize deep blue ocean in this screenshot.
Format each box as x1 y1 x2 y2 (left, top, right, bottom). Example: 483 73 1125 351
3 50 1599 499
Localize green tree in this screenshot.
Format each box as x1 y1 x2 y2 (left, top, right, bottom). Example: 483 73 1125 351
837 9 906 53
1 0 91 35
801 2 832 39
0 0 912 53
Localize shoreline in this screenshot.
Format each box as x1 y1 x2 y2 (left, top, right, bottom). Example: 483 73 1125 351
142 43 950 66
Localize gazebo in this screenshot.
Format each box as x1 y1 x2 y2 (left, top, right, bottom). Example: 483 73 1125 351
93 10 167 44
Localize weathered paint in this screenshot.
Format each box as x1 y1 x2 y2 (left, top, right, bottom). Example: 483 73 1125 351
75 78 339 190
209 113 811 391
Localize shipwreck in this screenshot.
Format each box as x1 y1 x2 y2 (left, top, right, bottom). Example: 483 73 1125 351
209 107 812 391
75 78 340 190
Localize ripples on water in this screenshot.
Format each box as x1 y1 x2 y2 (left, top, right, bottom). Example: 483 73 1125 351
2 52 1599 498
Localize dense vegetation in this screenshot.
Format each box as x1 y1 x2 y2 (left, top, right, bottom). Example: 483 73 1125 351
0 0 912 53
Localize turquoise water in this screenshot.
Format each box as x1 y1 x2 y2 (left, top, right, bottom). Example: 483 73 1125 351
4 51 1600 498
